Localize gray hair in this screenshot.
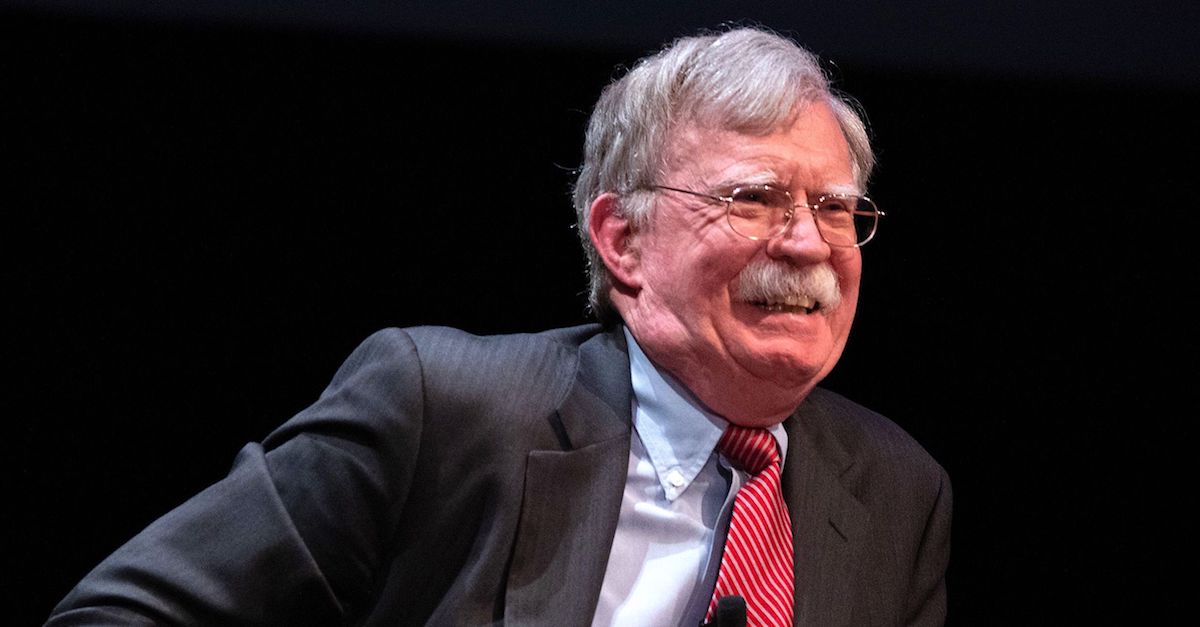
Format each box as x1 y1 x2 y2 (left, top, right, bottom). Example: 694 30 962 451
572 26 876 324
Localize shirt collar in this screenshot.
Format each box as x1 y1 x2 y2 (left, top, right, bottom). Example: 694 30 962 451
624 328 788 501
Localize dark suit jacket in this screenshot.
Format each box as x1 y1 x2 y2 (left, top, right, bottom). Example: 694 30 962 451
47 324 951 626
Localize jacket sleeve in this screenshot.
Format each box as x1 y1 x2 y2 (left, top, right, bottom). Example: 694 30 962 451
46 328 426 626
905 467 953 627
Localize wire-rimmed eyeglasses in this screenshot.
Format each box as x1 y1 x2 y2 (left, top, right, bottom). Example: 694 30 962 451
651 184 884 247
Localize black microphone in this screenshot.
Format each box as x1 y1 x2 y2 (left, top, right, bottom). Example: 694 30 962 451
705 595 746 627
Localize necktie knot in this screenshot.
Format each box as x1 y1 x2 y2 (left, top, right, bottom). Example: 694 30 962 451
718 425 779 475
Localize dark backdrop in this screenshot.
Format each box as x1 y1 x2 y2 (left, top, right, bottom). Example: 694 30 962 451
4 3 1196 625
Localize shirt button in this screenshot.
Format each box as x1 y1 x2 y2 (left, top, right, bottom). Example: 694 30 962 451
666 469 686 488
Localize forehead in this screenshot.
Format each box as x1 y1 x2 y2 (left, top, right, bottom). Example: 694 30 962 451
662 101 857 192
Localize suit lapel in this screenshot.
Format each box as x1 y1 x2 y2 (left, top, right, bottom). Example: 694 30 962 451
503 329 875 626
783 403 872 627
504 328 632 626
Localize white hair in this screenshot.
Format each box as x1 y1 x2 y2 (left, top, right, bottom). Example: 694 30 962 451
572 26 875 323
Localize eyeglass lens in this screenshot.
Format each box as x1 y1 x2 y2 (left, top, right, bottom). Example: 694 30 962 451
726 186 876 246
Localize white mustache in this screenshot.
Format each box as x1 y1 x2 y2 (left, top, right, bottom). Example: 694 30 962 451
734 261 842 311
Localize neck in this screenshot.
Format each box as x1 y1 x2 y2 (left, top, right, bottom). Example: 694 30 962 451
622 323 809 428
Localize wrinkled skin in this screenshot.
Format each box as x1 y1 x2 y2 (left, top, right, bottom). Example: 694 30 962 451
591 100 863 427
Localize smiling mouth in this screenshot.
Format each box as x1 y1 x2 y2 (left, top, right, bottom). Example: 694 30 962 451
751 295 820 314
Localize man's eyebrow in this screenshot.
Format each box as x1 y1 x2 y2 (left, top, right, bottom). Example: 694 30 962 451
707 171 862 196
709 171 782 190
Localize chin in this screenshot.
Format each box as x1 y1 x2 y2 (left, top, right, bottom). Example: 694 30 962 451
732 339 832 390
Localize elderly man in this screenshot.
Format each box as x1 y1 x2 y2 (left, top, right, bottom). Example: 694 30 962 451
48 27 950 627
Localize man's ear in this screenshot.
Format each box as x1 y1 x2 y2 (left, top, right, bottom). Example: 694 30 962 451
588 192 643 290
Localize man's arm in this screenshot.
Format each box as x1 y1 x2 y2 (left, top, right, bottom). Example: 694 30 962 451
905 468 953 627
46 329 427 626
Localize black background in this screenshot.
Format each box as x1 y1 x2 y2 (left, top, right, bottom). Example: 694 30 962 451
4 2 1197 625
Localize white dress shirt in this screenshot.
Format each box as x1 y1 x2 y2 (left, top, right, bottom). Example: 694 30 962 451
591 330 788 626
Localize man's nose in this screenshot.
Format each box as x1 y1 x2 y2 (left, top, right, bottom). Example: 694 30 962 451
764 208 831 263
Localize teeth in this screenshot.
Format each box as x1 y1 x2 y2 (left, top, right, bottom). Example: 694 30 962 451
775 295 816 309
762 304 813 313
757 295 819 313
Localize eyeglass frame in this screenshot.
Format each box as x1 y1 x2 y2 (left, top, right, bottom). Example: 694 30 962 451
648 184 884 248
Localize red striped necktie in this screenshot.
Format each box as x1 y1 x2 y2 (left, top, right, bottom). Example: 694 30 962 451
707 425 795 627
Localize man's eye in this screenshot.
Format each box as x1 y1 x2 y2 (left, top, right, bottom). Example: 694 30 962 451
818 198 852 213
734 191 769 206
733 187 785 207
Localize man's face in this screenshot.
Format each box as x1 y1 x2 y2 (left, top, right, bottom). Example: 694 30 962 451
621 100 862 425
